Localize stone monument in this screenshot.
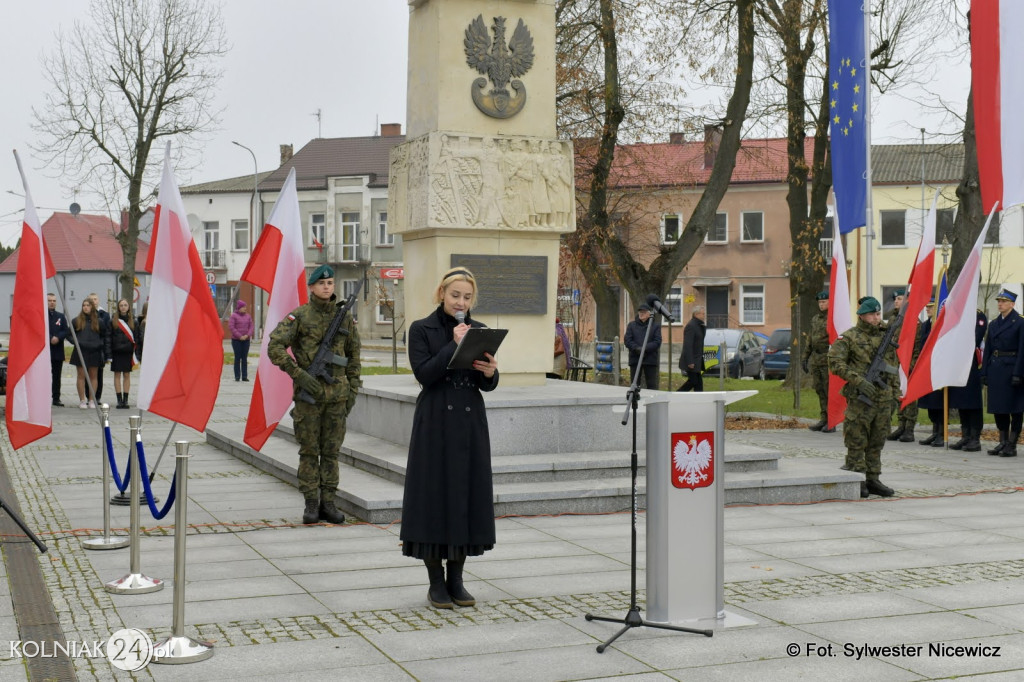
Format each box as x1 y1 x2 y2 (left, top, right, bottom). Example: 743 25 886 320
389 0 574 386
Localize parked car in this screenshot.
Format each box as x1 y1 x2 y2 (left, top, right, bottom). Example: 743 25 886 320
702 328 766 379
763 328 791 379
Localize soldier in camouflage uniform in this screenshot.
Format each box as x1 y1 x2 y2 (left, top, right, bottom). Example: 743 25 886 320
828 296 899 498
885 289 919 443
802 290 835 432
268 265 362 525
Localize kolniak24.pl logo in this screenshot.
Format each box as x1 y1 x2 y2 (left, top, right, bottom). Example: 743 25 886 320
8 629 160 672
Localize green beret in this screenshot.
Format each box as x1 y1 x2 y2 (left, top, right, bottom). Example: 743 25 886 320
816 290 829 301
856 296 881 315
307 264 334 286
891 288 906 300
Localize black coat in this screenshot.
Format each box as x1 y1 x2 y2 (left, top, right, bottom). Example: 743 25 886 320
111 314 136 355
624 316 661 367
679 315 706 371
948 310 987 410
68 316 109 368
48 309 69 362
982 308 1024 414
400 306 499 560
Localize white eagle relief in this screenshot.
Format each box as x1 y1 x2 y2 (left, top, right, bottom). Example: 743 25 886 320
673 435 712 486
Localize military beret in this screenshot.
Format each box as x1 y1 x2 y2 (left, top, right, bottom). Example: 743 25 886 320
816 290 829 301
996 289 1018 303
856 296 881 315
891 288 906 300
307 264 334 286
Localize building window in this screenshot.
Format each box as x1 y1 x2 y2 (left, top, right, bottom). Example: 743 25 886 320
376 295 395 323
706 212 727 243
341 279 360 320
232 219 248 251
376 211 393 246
667 286 682 322
202 221 221 268
740 284 764 325
741 212 764 242
661 214 681 244
341 211 360 261
310 213 325 249
937 208 956 244
880 210 905 246
986 211 1001 245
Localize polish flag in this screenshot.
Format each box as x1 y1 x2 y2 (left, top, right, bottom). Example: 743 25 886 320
897 192 938 377
904 205 997 406
6 152 56 448
826 230 852 429
240 168 308 450
972 0 1024 209
137 144 224 431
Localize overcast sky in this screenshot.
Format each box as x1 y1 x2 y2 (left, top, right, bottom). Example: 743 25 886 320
0 0 969 247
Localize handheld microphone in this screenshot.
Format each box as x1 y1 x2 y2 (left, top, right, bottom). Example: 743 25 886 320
646 294 676 322
454 311 466 324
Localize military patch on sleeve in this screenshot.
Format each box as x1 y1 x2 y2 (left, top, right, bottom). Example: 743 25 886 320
835 335 843 340
287 314 296 321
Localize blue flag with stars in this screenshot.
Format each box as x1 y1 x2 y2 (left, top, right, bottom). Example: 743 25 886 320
828 0 868 234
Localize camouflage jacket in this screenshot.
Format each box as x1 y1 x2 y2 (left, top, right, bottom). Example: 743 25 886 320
885 307 925 364
828 318 900 401
802 311 830 363
267 295 362 402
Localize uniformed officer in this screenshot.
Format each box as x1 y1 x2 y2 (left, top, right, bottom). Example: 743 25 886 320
268 265 362 523
949 309 988 452
981 289 1024 457
829 296 899 497
886 289 920 443
802 289 835 432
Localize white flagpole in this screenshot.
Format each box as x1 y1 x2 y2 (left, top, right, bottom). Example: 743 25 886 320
862 0 875 296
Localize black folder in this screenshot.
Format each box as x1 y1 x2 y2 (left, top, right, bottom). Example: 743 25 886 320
447 327 508 370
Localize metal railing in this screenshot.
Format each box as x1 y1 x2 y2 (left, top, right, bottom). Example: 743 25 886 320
201 250 226 269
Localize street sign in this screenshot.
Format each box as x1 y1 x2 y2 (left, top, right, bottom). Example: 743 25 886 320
380 267 404 280
209 283 216 297
205 271 216 284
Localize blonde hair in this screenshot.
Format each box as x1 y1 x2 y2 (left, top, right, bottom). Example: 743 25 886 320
433 267 478 306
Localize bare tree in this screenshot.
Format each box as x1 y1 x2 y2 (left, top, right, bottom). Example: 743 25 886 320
33 0 226 303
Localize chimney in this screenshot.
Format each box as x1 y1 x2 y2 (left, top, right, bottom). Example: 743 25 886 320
380 123 402 137
280 144 294 165
669 132 684 144
703 124 722 169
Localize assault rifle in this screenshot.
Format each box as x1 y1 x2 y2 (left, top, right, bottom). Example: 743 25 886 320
857 297 907 406
297 280 362 405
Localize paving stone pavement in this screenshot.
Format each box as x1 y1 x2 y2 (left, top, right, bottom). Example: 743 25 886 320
1 365 1024 680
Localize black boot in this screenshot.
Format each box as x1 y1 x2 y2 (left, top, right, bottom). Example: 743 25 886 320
963 427 982 452
302 498 319 525
919 423 939 445
989 430 1009 456
899 424 916 442
886 424 905 441
318 498 346 524
808 419 826 432
949 428 967 450
931 427 946 447
866 479 895 497
445 558 476 607
425 559 453 609
1000 431 1019 458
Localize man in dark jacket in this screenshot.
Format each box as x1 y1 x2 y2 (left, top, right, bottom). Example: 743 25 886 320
981 289 1024 457
624 304 661 389
677 306 706 392
48 293 69 406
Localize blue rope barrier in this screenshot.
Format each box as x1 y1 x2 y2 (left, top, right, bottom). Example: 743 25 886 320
134 440 176 520
103 424 130 493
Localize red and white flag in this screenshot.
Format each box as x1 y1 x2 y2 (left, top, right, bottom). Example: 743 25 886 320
897 191 938 378
826 228 852 429
6 152 56 448
137 143 223 431
903 205 997 406
240 168 308 450
972 0 1024 209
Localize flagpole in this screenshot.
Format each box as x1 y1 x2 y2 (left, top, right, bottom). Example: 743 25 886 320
862 0 875 296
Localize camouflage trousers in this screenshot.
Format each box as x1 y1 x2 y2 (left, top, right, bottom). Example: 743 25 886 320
843 398 890 481
292 399 348 500
892 399 918 428
810 355 829 421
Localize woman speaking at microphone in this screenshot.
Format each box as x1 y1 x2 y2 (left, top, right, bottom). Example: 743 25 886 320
400 267 499 609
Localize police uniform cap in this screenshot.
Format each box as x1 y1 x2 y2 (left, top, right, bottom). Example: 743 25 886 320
891 288 906 300
307 265 334 286
995 289 1018 303
856 296 881 315
816 290 829 301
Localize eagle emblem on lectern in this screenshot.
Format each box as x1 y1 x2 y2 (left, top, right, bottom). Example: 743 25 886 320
671 432 715 490
464 14 535 119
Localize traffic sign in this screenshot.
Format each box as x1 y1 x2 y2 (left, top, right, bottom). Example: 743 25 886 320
205 271 216 285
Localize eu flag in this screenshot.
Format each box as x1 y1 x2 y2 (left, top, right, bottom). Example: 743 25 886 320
828 0 868 234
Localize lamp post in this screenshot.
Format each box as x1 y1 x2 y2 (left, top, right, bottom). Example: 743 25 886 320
231 141 262 335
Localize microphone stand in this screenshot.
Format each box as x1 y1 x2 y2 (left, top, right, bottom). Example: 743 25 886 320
585 310 712 651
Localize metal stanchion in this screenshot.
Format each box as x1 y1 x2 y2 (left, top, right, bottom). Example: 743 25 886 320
104 416 163 594
153 442 213 664
83 404 129 550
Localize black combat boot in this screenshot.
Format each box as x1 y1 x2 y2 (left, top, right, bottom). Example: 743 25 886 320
931 428 947 447
919 423 939 446
989 430 1009 456
963 427 982 452
808 419 826 432
949 428 967 450
899 423 916 442
886 424 905 441
302 498 319 525
445 558 476 607
1000 431 1019 458
866 479 895 497
859 481 869 498
318 498 346 524
425 559 453 609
